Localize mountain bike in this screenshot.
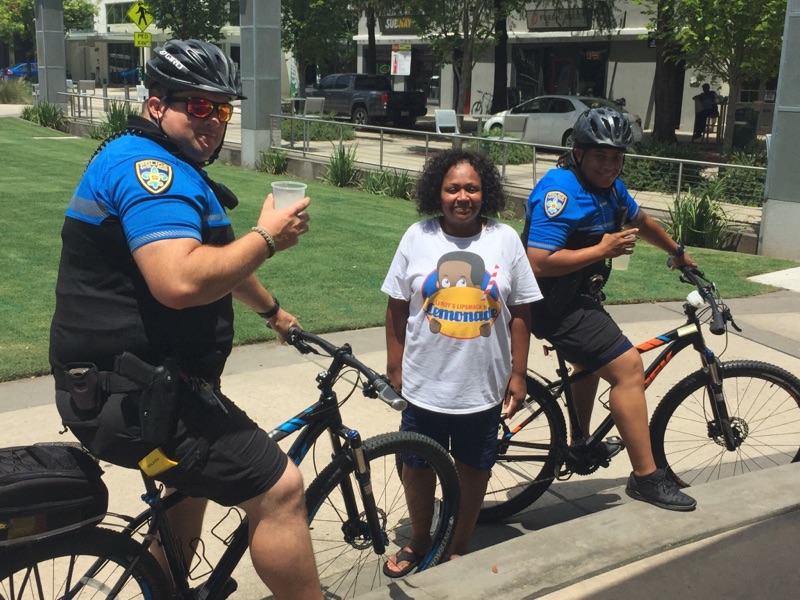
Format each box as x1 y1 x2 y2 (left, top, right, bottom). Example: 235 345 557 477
471 90 493 115
0 327 460 599
479 264 800 523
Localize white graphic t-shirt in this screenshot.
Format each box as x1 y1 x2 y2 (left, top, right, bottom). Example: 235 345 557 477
382 218 542 413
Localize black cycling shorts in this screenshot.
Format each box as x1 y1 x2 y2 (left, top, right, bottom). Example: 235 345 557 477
531 294 633 373
56 384 287 507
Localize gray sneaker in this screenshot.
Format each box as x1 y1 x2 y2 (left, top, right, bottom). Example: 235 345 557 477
626 468 697 511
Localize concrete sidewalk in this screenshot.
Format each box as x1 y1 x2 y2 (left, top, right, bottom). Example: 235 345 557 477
2 283 800 598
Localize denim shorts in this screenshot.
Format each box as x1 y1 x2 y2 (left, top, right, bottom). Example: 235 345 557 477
400 402 502 471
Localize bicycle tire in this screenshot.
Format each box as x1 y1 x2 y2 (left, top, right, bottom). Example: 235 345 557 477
0 527 170 599
304 431 459 598
650 360 800 486
478 375 567 523
471 100 483 115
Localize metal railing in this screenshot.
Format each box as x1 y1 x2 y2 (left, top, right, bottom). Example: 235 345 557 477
269 114 766 213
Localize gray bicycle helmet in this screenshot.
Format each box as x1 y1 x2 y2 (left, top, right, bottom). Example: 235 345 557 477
144 39 246 100
570 107 633 149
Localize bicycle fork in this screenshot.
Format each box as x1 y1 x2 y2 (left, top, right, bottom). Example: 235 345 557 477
702 351 740 452
329 428 388 555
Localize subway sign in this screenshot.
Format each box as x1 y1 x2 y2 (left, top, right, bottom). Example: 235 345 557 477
379 16 417 35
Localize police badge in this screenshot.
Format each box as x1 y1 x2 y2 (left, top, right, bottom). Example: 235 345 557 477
544 190 568 218
135 160 173 194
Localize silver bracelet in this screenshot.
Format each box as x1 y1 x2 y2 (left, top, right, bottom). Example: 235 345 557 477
250 226 276 258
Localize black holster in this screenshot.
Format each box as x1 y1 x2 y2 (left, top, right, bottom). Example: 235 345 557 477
115 353 179 446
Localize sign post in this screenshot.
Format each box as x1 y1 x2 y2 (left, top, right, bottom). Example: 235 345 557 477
128 1 153 81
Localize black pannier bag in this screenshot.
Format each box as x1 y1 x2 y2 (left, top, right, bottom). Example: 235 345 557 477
0 443 108 547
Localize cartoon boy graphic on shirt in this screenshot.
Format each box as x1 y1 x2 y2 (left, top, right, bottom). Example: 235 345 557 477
422 251 500 338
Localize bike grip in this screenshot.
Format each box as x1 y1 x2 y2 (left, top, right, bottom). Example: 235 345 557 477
374 379 407 411
710 310 726 335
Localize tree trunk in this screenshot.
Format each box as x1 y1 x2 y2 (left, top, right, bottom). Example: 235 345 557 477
490 7 508 114
364 7 377 74
651 5 682 143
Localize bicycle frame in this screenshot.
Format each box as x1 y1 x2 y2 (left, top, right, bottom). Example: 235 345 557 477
116 334 402 599
528 298 735 458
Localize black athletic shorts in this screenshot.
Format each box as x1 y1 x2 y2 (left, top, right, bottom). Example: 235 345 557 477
530 294 633 373
56 384 287 507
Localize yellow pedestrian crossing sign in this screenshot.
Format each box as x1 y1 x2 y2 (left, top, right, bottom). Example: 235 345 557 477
128 1 153 32
134 32 152 48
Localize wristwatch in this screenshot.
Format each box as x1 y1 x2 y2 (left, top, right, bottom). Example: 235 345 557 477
671 243 686 258
257 297 280 320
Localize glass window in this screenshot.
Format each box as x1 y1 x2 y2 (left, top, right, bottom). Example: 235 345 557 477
512 98 544 114
106 2 137 25
740 79 759 103
335 76 350 90
318 75 337 90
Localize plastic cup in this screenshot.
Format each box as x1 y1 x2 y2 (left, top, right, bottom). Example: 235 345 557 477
612 253 631 271
271 181 307 209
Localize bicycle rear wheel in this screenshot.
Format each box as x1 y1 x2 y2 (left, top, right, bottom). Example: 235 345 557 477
0 527 170 599
478 375 566 523
650 360 800 486
304 431 459 599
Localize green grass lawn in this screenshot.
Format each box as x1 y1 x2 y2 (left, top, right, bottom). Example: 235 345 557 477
0 118 794 381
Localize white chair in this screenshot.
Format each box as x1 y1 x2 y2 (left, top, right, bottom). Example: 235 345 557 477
302 97 325 151
435 109 459 135
500 114 528 139
304 97 325 116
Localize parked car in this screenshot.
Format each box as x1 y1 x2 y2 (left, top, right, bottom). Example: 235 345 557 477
305 73 427 127
2 62 38 81
482 95 643 147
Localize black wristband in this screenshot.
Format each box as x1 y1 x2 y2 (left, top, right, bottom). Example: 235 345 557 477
671 242 686 257
257 297 280 320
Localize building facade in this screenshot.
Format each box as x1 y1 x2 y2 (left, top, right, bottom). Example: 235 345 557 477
56 1 775 136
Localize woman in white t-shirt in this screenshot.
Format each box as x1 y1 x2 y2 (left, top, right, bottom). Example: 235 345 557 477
382 149 542 575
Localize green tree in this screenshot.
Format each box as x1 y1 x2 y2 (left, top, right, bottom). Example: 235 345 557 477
671 0 785 153
282 0 358 91
0 0 96 61
638 0 785 151
145 0 234 41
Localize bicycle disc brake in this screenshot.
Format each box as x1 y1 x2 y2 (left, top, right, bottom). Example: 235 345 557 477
341 509 388 550
708 417 748 448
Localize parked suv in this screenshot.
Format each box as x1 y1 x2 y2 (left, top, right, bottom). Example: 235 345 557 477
306 73 427 128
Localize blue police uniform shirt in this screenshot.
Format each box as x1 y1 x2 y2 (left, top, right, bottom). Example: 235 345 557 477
524 168 639 252
50 131 235 381
67 134 231 250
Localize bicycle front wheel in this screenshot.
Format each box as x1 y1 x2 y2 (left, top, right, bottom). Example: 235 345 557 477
0 527 170 599
650 360 800 486
479 376 567 523
305 431 460 599
471 100 483 115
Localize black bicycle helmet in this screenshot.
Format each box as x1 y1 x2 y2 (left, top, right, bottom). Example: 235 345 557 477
144 39 246 100
570 107 634 149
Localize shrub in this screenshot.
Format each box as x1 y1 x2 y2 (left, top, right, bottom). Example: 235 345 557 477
696 149 766 207
624 141 707 195
20 100 68 131
467 132 532 165
280 114 356 142
257 148 290 174
665 182 733 250
360 168 414 200
0 79 33 104
322 142 360 187
89 100 139 139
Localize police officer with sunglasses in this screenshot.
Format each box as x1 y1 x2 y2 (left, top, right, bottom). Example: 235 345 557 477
50 40 322 599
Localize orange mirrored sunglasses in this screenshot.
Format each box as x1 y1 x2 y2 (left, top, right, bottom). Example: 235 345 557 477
167 97 234 122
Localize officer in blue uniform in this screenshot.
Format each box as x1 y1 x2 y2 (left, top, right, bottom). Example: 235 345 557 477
50 40 323 598
523 108 697 511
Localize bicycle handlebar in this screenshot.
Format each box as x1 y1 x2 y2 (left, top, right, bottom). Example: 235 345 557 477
285 327 407 411
667 259 726 335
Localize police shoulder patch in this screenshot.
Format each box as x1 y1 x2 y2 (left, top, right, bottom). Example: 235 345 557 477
135 160 173 194
543 190 568 218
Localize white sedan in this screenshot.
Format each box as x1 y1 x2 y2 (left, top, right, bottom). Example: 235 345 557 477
482 95 643 147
